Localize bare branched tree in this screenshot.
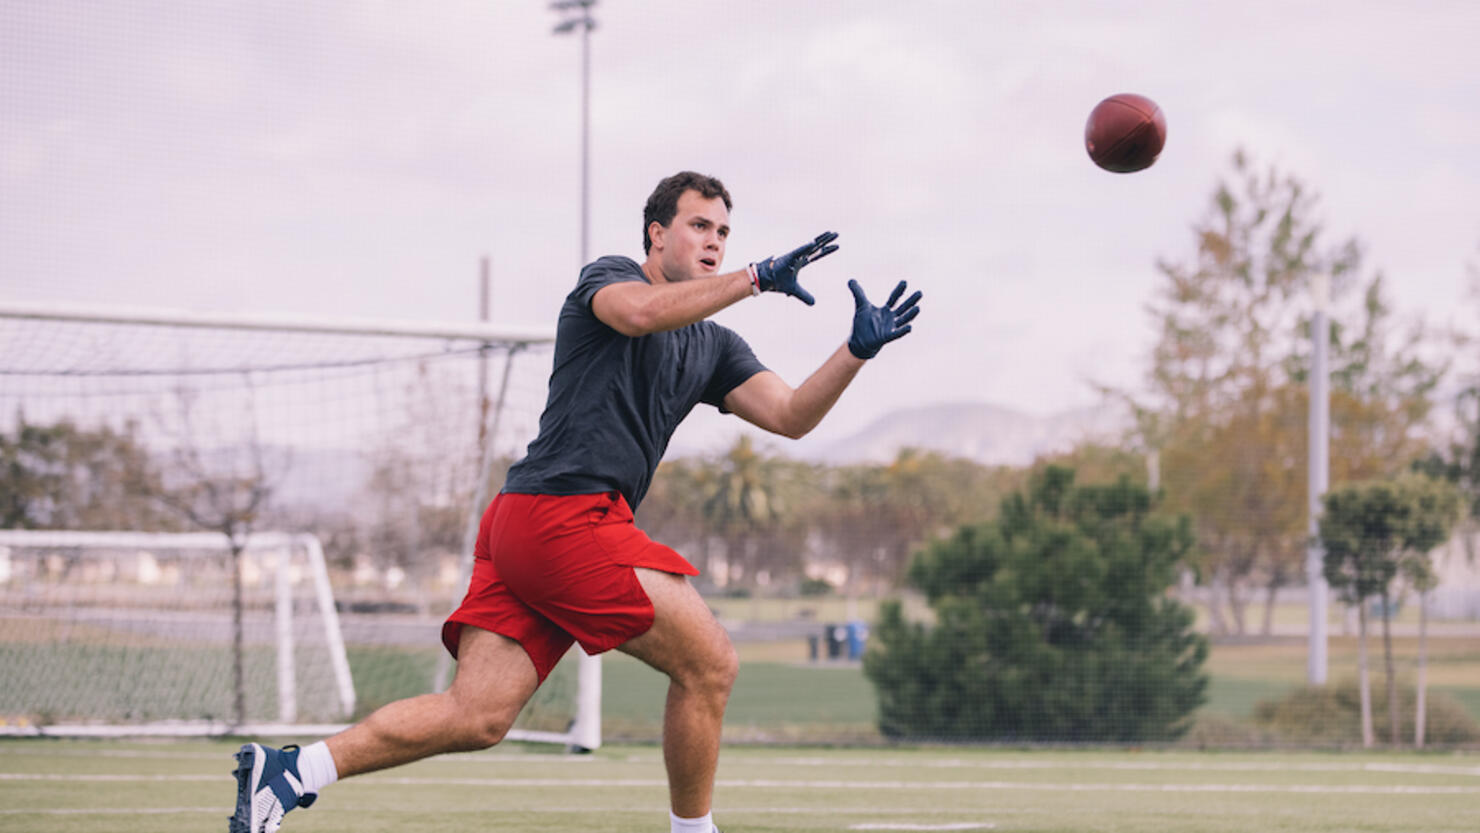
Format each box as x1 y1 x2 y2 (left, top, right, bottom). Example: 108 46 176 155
147 380 287 727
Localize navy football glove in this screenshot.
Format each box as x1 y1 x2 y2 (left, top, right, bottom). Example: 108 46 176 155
752 231 839 306
847 279 921 359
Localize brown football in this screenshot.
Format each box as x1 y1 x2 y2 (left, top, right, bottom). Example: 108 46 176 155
1085 93 1166 173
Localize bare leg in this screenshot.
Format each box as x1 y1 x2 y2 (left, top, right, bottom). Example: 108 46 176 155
326 626 540 778
618 568 738 819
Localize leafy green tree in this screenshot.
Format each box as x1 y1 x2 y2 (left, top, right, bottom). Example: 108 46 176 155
864 466 1207 741
1319 479 1401 747
642 436 814 592
1410 249 1480 748
816 448 1017 595
0 414 175 532
1414 239 1480 534
1034 442 1148 488
1413 386 1479 524
1131 150 1354 634
700 434 810 589
1124 150 1443 635
641 456 717 568
646 445 1015 597
1 408 288 727
1393 476 1462 747
1314 277 1445 492
1319 474 1459 747
1160 384 1307 633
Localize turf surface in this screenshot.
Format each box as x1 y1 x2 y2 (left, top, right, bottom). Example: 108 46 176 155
2 739 1477 833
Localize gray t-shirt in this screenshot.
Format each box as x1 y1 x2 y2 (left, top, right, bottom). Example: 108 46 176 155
502 255 767 510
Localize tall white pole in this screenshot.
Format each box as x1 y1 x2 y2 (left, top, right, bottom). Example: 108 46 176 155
274 543 297 724
1307 273 1331 684
571 2 601 753
551 1 595 265
550 1 602 750
579 14 590 265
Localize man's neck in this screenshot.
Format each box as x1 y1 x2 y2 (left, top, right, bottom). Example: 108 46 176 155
640 257 669 285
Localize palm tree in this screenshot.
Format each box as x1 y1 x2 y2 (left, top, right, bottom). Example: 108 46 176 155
701 435 802 591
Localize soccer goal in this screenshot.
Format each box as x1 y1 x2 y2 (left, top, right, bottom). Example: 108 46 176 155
0 528 354 735
0 301 602 749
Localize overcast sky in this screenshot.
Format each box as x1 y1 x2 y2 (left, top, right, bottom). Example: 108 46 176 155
3 1 1478 455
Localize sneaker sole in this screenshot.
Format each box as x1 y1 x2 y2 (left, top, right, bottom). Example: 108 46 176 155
229 743 264 833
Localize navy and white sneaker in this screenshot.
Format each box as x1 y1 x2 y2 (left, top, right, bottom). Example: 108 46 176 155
230 743 317 833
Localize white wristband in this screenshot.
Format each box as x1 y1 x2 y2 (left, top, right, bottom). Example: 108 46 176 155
747 263 761 297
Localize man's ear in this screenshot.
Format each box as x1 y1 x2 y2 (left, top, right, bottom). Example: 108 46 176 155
647 220 666 252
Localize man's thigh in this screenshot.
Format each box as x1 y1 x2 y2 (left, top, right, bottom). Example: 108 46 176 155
448 625 541 711
617 568 733 679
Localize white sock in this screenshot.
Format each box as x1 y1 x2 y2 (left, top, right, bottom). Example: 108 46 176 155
295 741 339 794
670 810 714 833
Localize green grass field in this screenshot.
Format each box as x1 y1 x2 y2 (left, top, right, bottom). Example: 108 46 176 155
678 630 1480 743
10 627 1476 744
4 603 1479 831
2 739 1477 833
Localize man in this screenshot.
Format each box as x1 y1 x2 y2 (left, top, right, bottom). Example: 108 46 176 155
230 171 922 833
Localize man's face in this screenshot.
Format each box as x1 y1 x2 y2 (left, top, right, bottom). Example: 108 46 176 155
654 190 729 282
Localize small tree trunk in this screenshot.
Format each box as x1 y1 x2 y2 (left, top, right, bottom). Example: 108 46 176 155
231 543 247 727
1358 600 1374 748
1226 578 1248 636
1415 590 1429 749
1261 574 1283 636
1205 570 1229 636
1381 590 1399 746
747 538 762 622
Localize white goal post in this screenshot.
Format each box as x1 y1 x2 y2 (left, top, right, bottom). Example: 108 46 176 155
0 528 353 736
0 301 602 749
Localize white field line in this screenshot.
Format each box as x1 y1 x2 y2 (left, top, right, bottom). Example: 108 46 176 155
6 747 1472 777
0 747 588 763
850 825 994 831
1 772 1475 795
0 806 1008 818
0 808 224 815
756 756 1480 777
0 774 224 781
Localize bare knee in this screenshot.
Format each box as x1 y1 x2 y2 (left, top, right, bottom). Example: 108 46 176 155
677 637 739 701
448 698 519 751
714 641 739 693
453 717 512 751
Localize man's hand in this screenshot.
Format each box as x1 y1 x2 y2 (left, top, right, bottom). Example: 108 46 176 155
752 231 839 306
847 279 922 359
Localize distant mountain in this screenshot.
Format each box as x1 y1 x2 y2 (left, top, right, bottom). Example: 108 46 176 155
797 401 1131 467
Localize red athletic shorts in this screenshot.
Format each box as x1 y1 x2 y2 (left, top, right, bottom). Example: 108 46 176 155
441 491 698 682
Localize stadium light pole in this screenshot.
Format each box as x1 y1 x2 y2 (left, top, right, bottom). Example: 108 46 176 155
551 0 597 265
551 0 603 752
1306 272 1331 685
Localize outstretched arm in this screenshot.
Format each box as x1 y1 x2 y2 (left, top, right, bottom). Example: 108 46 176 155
723 279 923 439
723 348 865 439
593 232 840 337
593 269 753 337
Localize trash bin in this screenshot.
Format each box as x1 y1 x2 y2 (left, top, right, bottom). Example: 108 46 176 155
823 623 848 659
846 620 869 660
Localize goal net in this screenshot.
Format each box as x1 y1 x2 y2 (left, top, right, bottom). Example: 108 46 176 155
0 529 352 734
0 302 601 748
